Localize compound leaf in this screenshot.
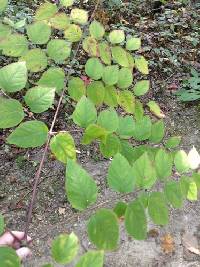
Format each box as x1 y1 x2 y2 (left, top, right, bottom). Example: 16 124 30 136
89 20 105 40
20 48 47 73
87 209 119 250
107 153 135 193
37 67 65 93
50 132 76 163
47 39 71 63
51 233 79 264
85 58 104 80
164 181 183 208
68 77 86 101
0 98 24 129
72 96 97 128
0 62 27 92
0 247 20 267
125 199 147 240
24 86 55 113
66 159 97 210
97 108 119 132
26 21 51 44
75 250 104 267
7 121 48 148
148 192 169 225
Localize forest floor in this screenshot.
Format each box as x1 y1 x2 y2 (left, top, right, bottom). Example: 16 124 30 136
0 1 200 266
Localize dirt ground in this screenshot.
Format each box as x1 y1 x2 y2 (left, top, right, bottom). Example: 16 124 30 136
0 1 200 266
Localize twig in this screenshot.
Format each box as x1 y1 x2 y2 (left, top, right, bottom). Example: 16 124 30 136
23 1 100 243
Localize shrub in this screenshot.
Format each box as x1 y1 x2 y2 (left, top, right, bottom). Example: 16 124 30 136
0 1 200 266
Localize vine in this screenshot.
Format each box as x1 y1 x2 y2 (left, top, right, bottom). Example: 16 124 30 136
0 0 200 266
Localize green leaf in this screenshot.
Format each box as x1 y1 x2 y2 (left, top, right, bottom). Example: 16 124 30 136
120 140 136 164
50 12 70 30
165 136 181 149
51 233 79 264
64 24 82 42
135 56 149 75
164 181 183 208
111 46 129 67
149 120 165 144
97 108 119 132
37 67 65 93
107 153 135 193
0 98 24 129
174 150 190 173
118 90 135 114
70 8 88 25
7 121 48 148
83 37 98 57
187 146 200 170
87 81 105 106
68 77 86 101
132 152 157 189
85 58 104 80
72 96 97 128
126 37 141 51
148 192 169 225
0 247 21 267
66 159 97 210
0 23 11 41
60 0 74 7
20 48 47 73
132 116 152 141
193 173 200 189
155 149 173 180
75 250 104 267
116 116 135 139
109 30 125 44
35 2 58 21
89 20 105 40
138 192 149 208
125 199 147 240
47 39 71 63
126 52 135 69
87 208 119 250
0 0 8 13
180 176 190 198
104 85 118 107
98 42 111 65
100 134 121 158
24 86 55 113
27 21 51 44
147 101 164 118
0 214 5 235
134 100 144 121
134 80 150 96
1 33 28 57
50 132 76 163
0 62 27 93
117 68 133 89
41 264 53 267
82 124 107 145
102 65 119 86
113 201 127 218
187 181 198 201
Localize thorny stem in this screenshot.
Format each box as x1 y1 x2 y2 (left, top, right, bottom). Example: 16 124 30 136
23 1 100 243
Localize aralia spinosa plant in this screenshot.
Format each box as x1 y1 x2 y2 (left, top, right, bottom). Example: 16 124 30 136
0 0 200 266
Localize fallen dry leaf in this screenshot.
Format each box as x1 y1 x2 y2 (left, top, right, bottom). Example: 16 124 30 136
161 233 175 254
58 207 66 215
182 232 200 256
